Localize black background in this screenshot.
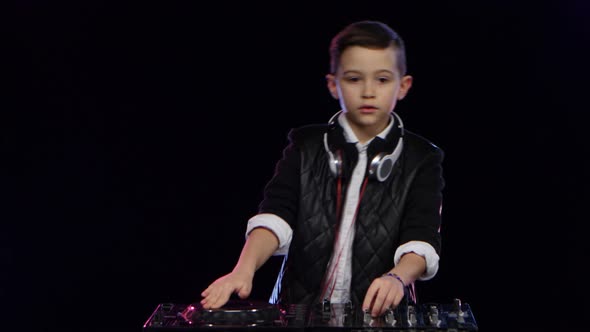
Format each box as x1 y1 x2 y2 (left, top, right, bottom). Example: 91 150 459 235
3 1 590 331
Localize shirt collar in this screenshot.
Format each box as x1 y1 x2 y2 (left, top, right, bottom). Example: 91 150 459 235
337 112 395 147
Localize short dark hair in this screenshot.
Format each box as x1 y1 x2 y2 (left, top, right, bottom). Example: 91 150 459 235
329 20 407 76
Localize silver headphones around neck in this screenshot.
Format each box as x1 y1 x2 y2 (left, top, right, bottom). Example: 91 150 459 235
323 111 404 182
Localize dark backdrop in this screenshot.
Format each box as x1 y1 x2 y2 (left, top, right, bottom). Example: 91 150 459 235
3 1 589 331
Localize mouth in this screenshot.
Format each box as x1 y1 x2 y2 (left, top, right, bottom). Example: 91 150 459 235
359 105 378 113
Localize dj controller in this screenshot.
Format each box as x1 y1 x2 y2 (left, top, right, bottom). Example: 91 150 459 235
143 298 478 331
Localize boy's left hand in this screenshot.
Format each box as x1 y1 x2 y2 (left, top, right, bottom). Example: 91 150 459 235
362 274 405 317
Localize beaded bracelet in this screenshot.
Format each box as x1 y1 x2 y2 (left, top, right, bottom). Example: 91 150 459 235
383 272 405 287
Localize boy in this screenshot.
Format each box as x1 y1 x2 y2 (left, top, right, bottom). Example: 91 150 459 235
201 20 444 318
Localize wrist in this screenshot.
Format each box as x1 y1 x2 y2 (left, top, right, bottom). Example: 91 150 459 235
233 264 255 278
382 272 405 287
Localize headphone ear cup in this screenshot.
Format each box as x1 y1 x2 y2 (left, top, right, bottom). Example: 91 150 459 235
328 150 342 177
374 153 395 182
369 137 403 182
324 131 343 178
368 152 387 181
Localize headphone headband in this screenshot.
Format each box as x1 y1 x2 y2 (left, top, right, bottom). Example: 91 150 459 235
323 111 404 182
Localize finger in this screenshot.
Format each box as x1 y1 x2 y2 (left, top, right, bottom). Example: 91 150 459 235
371 288 388 317
201 287 211 298
200 296 211 308
362 282 379 312
212 282 240 309
364 279 386 317
201 280 220 304
203 284 224 308
203 295 218 308
379 288 397 316
201 289 217 308
202 275 225 297
211 286 234 308
207 288 225 309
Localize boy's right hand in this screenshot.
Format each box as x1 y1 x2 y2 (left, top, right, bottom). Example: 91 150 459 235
200 270 254 309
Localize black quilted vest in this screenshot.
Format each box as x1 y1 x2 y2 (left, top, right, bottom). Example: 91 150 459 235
269 123 441 307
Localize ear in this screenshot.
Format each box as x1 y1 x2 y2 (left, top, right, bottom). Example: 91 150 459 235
326 74 339 99
397 75 413 100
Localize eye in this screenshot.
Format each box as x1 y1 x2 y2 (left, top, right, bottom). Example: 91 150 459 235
377 77 391 83
344 76 361 83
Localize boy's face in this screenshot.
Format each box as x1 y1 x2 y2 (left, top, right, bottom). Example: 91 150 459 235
326 45 412 138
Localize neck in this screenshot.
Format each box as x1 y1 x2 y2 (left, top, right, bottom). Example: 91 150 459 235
348 122 388 145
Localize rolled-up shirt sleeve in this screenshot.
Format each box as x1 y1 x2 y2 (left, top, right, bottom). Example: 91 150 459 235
246 213 293 256
394 240 440 280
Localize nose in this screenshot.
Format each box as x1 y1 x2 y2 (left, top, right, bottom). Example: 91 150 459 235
362 81 376 99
